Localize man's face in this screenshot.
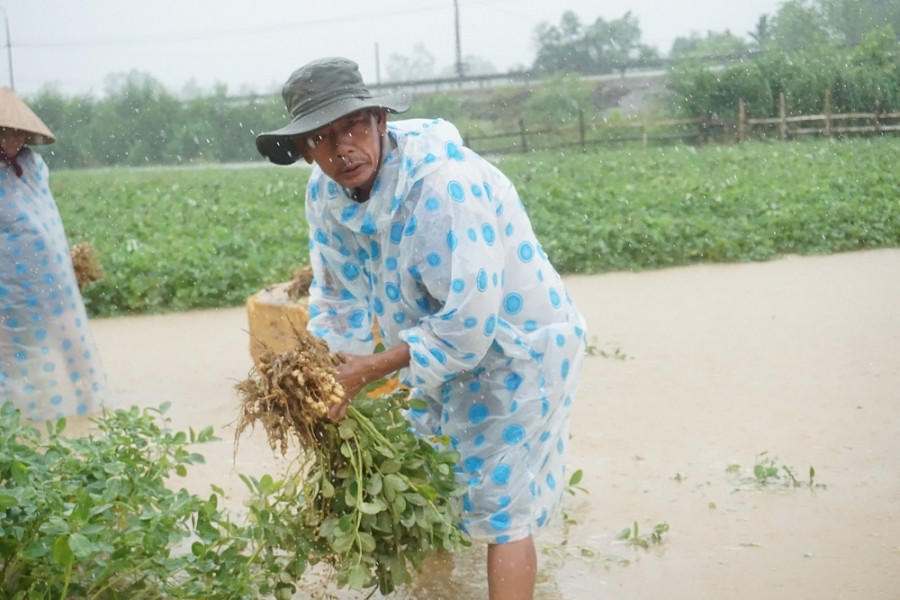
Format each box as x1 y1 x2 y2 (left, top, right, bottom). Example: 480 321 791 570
296 109 387 199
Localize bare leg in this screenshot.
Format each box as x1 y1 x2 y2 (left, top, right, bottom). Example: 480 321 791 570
487 536 537 600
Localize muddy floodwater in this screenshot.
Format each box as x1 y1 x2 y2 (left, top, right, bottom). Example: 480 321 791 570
76 249 898 599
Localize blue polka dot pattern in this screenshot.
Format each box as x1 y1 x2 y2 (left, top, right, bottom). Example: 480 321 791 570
468 403 489 424
492 463 512 485
302 118 586 545
490 512 510 532
502 424 525 445
1 149 107 421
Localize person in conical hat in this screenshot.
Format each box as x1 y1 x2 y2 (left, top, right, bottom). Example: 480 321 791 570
1 86 108 421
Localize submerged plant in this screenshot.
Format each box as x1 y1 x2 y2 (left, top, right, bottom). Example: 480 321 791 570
617 521 670 549
726 451 824 490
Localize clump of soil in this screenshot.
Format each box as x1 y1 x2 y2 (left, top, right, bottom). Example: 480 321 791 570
70 242 105 291
235 329 344 455
286 266 314 300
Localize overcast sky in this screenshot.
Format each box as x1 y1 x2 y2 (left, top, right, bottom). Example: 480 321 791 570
2 0 784 97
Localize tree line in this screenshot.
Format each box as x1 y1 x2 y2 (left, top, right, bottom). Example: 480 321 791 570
24 0 900 169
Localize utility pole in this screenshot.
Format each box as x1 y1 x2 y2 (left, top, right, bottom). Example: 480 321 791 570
0 7 12 89
453 0 463 79
374 42 381 85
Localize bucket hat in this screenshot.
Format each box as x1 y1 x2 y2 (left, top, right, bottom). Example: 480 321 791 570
0 86 56 145
256 57 410 165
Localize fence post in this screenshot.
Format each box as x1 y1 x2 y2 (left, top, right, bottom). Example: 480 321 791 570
823 89 832 138
641 112 648 149
518 118 528 154
578 109 585 152
874 100 882 135
738 98 746 143
779 92 787 141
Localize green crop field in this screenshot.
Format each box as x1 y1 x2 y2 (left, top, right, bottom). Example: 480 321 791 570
53 137 900 318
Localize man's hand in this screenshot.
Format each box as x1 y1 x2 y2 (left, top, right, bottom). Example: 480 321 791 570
328 344 411 421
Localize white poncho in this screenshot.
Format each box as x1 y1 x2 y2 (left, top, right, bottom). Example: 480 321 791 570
1 149 107 421
305 119 586 543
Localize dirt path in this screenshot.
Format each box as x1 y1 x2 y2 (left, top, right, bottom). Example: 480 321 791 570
83 249 900 599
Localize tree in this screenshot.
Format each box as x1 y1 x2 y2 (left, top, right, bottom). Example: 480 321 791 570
385 43 436 82
818 0 900 45
532 11 655 75
769 0 833 53
26 86 98 169
524 72 595 126
749 15 773 51
93 71 182 166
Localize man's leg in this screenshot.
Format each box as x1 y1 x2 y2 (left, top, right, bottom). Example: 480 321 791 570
487 535 537 600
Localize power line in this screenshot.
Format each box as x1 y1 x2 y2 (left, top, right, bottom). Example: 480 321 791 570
14 3 456 49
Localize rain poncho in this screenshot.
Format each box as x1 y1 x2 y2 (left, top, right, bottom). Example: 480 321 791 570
0 148 107 421
306 118 586 543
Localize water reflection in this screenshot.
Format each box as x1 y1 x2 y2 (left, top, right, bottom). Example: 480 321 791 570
293 519 588 599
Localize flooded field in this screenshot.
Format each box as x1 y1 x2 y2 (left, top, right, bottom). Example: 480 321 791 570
80 250 899 599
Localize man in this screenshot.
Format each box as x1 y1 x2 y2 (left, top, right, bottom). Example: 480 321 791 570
256 57 586 600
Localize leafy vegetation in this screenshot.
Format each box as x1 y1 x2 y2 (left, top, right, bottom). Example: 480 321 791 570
667 26 899 120
0 403 258 598
54 137 900 317
54 165 312 316
0 397 467 598
501 138 900 273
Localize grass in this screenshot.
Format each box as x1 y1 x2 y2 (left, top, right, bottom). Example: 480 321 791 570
52 137 900 317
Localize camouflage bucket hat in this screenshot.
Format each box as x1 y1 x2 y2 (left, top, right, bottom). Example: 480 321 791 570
255 57 410 165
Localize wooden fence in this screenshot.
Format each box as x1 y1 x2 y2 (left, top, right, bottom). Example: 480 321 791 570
464 92 900 155
737 92 900 142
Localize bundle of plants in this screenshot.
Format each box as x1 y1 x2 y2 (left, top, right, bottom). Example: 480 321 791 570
234 333 469 595
69 241 105 291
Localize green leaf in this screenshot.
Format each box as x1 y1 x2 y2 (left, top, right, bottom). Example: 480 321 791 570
392 494 407 516
10 461 29 485
408 398 428 411
340 441 353 458
258 474 275 495
569 468 584 486
68 532 94 559
365 472 383 496
357 531 376 553
416 484 438 501
338 514 354 533
384 473 408 492
338 422 357 440
40 517 71 536
23 539 51 559
53 536 74 567
358 499 387 515
332 531 355 554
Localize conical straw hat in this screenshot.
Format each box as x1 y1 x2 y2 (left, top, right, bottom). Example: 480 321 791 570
0 86 56 145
